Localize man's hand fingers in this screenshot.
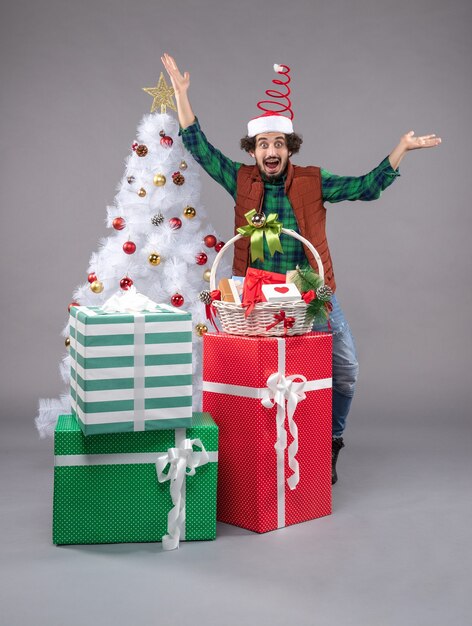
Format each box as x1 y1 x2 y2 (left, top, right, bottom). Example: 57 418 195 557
161 55 171 73
162 53 174 72
403 130 442 150
162 53 184 81
164 53 178 72
413 135 442 148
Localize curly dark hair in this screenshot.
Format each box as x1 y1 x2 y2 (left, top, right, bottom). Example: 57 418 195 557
240 132 303 155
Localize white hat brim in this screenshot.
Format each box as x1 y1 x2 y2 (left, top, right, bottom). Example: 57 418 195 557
247 115 294 137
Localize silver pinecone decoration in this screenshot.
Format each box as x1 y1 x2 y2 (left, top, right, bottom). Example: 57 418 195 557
151 213 164 226
199 290 212 305
316 285 333 302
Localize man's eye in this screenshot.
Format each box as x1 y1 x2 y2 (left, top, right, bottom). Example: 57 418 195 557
275 142 284 148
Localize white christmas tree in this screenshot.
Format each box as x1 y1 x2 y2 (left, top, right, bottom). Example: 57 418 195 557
36 74 227 437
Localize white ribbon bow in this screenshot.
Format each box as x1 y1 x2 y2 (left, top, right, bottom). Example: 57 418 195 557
261 372 307 490
101 285 158 313
156 438 210 551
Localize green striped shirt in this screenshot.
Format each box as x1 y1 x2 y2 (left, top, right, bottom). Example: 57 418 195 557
181 118 400 274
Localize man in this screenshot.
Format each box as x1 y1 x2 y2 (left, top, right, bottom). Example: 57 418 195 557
161 53 441 484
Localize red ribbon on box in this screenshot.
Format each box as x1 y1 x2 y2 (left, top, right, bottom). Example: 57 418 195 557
242 268 286 317
266 310 296 334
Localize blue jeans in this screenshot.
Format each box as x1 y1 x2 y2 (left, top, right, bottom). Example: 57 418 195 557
312 294 359 438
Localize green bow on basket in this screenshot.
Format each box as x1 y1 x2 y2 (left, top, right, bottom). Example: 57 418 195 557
237 210 284 263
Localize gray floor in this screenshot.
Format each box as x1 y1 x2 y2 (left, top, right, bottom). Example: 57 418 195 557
1 416 471 626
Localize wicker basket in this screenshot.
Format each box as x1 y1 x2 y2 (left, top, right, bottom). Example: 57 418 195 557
209 228 324 336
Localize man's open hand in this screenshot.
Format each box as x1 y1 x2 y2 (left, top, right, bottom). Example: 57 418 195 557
401 131 442 151
161 53 190 96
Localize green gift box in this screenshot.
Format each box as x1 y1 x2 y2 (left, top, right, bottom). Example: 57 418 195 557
69 304 193 435
53 413 218 547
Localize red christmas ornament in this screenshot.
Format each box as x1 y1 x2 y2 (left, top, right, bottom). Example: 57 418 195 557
120 277 133 290
169 217 182 230
112 217 126 230
171 293 185 307
132 142 138 151
196 252 208 265
204 234 217 248
215 241 225 252
87 272 97 284
123 241 136 254
68 301 80 312
159 130 173 148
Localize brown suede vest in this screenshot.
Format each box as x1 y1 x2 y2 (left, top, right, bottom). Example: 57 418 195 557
233 162 336 292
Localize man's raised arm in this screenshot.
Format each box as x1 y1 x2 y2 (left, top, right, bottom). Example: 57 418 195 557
161 53 195 129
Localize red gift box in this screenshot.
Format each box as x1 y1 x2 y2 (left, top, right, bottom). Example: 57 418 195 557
202 332 332 533
242 267 286 316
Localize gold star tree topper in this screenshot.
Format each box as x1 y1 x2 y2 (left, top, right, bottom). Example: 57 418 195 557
142 72 177 114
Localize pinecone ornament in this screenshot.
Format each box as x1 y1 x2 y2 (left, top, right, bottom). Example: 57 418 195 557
199 290 212 305
135 144 148 157
316 285 333 302
151 213 164 226
172 171 185 186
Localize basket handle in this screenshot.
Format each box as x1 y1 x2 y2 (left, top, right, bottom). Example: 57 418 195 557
209 228 325 291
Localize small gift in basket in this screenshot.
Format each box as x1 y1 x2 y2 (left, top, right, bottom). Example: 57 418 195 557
241 267 287 315
203 210 332 336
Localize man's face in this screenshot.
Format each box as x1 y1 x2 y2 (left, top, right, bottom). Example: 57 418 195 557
250 132 290 180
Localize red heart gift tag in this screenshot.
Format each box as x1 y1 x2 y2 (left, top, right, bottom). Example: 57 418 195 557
274 286 289 294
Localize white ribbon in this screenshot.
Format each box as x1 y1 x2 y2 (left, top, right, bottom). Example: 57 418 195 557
70 311 79 416
156 438 210 551
202 378 332 398
101 286 159 314
261 372 306 491
133 313 145 431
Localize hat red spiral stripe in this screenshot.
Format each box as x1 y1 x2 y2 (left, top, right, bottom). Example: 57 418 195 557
256 64 293 120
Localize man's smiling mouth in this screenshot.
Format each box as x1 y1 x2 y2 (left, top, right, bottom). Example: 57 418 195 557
264 158 281 172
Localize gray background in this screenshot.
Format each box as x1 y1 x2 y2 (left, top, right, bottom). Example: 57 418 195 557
1 0 471 624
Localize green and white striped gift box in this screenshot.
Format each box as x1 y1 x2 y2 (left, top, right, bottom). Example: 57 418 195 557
69 304 193 436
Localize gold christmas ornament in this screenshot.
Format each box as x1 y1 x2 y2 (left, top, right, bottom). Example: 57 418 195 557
153 173 166 186
183 205 196 219
90 280 104 294
203 269 211 282
138 187 146 197
180 160 188 170
148 253 161 266
142 72 177 114
65 336 71 348
195 323 208 337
